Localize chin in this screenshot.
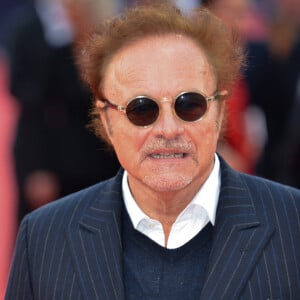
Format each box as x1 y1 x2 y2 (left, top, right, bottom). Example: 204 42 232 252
142 173 193 192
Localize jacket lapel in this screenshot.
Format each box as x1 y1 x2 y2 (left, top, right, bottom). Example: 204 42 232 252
66 171 125 300
200 159 275 300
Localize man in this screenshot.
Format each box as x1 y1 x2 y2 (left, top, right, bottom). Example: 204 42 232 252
5 2 300 299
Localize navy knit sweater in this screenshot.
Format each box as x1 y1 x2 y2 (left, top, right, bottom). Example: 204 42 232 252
122 208 213 300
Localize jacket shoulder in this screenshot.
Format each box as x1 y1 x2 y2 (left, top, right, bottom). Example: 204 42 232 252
239 172 300 212
22 174 122 228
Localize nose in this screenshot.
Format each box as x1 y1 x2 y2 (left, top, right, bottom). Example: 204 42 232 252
151 101 184 139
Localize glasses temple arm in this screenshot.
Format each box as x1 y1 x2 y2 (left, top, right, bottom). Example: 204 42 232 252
99 99 126 112
207 90 228 102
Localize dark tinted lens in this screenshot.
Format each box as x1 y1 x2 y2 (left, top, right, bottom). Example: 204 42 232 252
175 92 207 121
126 97 159 126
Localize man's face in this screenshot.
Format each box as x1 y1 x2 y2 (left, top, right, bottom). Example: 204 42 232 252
100 35 224 194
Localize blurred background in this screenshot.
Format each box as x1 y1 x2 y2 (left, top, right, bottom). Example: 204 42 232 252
0 0 299 298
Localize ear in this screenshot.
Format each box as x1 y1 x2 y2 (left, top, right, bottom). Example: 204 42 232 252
96 99 106 109
218 89 228 98
216 96 227 134
96 100 114 142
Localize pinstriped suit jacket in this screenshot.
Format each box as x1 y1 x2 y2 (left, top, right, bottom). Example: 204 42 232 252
5 157 300 300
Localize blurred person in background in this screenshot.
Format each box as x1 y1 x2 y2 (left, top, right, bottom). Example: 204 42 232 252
4 0 121 223
0 0 23 46
252 0 300 188
0 52 19 300
202 0 268 174
0 1 25 297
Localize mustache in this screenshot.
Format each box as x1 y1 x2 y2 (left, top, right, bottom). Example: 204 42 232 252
142 138 193 154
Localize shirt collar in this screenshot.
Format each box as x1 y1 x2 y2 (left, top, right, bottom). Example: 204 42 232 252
122 153 221 228
189 153 220 225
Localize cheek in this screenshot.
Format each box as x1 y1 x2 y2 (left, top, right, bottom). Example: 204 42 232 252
197 126 219 149
192 115 221 153
208 102 224 134
108 115 148 162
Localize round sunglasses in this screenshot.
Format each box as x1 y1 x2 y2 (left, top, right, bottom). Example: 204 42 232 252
101 91 221 127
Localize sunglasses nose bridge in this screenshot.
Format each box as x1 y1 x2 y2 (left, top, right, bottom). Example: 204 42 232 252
152 100 184 137
161 97 171 104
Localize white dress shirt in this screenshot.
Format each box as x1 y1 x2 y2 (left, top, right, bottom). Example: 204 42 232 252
122 154 221 249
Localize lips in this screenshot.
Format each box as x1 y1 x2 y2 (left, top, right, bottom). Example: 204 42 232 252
143 140 192 161
150 153 185 159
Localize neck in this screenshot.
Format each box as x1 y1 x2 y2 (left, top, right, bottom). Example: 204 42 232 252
127 176 205 245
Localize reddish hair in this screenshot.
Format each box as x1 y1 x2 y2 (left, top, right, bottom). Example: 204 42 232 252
75 1 245 144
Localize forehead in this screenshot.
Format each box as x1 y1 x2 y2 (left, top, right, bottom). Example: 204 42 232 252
102 34 216 98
